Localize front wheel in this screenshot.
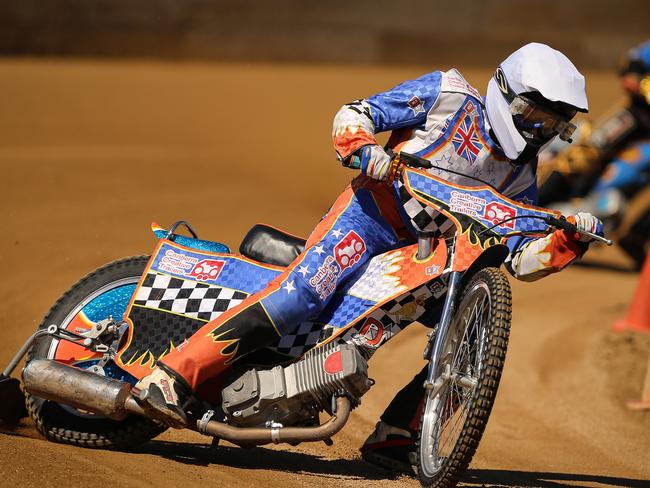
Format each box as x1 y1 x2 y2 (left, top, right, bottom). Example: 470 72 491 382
25 256 167 448
417 267 511 487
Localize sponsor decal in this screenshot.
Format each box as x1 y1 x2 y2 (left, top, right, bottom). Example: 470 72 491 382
427 279 447 299
188 259 225 281
358 317 385 346
333 231 367 271
447 75 483 100
160 378 174 403
483 202 517 229
308 231 367 300
309 255 341 300
449 191 517 229
495 67 508 94
425 264 440 276
407 95 425 115
450 190 486 217
159 249 199 276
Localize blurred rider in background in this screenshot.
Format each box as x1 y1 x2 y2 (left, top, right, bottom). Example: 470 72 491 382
133 43 604 474
538 40 650 267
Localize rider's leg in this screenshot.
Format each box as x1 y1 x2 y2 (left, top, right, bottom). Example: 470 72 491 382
361 366 427 474
361 302 444 472
135 176 411 426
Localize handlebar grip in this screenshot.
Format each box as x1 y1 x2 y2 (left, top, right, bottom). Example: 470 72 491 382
544 215 576 233
398 152 433 170
545 215 613 246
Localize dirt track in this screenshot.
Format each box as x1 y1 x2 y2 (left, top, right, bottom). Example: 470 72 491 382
1 60 649 488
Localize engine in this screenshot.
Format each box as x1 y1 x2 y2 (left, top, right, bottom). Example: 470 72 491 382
221 343 372 427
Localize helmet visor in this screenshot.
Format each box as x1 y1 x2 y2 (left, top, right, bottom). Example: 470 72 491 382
509 95 577 142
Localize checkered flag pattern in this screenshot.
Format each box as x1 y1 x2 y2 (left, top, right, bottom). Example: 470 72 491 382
399 181 454 234
340 280 448 357
404 171 555 234
269 279 448 359
269 322 336 357
134 272 248 322
121 306 205 366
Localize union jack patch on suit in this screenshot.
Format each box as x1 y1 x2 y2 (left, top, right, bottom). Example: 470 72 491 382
452 115 482 164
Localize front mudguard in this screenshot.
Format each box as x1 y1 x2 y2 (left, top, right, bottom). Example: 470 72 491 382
457 244 510 296
418 244 509 329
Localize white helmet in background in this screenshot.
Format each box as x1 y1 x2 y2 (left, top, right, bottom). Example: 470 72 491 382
485 42 589 164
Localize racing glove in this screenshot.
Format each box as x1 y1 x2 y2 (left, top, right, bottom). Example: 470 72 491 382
358 145 392 181
566 212 604 242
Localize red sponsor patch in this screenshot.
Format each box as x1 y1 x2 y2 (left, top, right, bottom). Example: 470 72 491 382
483 202 517 229
333 231 367 271
407 95 425 115
160 378 174 403
357 317 384 347
188 259 225 281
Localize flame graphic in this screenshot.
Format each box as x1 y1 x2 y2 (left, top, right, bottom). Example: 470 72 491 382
459 221 503 251
208 329 240 365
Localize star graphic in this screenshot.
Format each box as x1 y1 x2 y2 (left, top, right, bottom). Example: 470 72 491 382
518 196 534 206
434 153 452 165
297 265 310 277
331 229 343 238
313 245 325 255
283 280 296 294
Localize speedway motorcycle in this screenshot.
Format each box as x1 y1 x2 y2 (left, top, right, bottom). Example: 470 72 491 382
0 153 610 488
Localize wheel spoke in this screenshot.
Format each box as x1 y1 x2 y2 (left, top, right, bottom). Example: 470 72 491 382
419 277 503 480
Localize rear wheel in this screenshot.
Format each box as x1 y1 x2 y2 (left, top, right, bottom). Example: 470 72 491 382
25 256 167 448
417 267 511 487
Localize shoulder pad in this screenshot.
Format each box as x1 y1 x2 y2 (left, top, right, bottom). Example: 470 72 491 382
440 69 483 102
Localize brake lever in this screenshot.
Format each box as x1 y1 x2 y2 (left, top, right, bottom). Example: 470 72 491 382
545 216 613 246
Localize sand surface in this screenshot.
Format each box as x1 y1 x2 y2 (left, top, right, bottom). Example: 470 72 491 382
0 59 648 488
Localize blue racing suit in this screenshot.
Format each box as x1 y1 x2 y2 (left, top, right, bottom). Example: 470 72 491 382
161 69 589 392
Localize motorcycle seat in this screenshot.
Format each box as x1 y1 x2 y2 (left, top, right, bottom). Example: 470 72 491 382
239 224 306 267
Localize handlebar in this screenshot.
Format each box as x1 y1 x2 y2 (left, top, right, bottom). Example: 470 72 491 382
390 151 613 246
544 216 613 246
386 150 432 182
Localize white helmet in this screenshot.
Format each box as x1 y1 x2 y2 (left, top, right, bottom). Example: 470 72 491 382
486 43 588 163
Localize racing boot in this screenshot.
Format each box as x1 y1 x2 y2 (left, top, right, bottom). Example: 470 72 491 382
134 363 192 429
360 421 417 475
135 302 282 428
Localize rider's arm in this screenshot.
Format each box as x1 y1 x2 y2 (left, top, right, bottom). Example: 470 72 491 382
332 71 443 165
503 182 589 282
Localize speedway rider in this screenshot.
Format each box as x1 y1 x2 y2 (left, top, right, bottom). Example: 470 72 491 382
134 43 604 470
538 40 650 266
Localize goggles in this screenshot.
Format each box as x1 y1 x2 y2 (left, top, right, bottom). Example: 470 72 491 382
494 68 578 143
509 95 577 142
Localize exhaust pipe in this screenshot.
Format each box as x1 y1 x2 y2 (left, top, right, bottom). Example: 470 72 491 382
197 395 351 445
23 359 133 420
22 359 351 445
